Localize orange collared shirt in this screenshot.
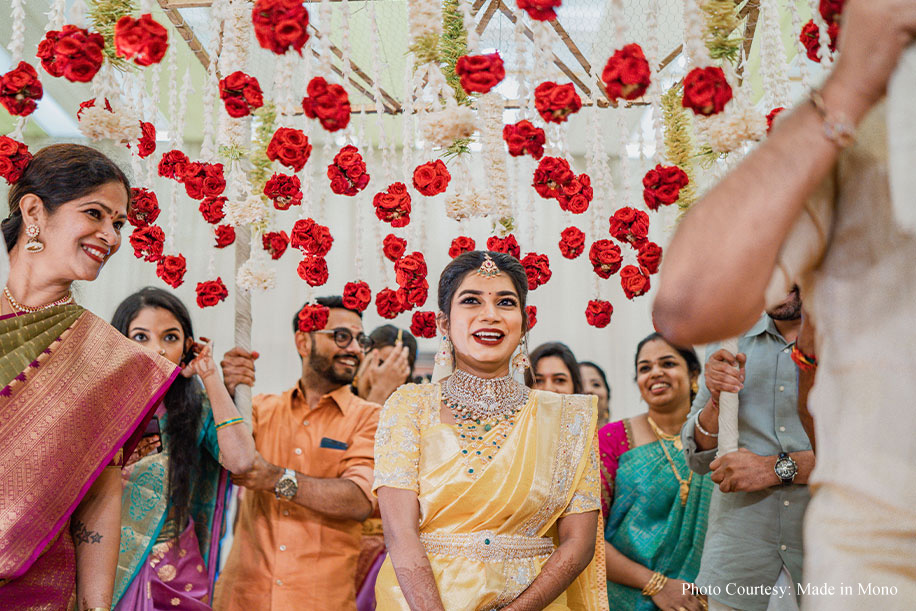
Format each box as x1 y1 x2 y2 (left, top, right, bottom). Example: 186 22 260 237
213 383 380 611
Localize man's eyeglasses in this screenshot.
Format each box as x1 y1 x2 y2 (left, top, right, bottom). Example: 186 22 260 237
314 328 374 352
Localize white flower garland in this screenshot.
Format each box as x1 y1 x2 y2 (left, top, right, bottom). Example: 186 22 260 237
809 0 834 66
367 0 393 186
224 193 269 227
759 0 790 109
237 255 277 292
146 61 162 185
78 102 141 142
787 0 812 89
407 0 442 42
200 0 226 161
9 0 25 63
420 105 477 148
459 0 479 53
479 93 510 219
700 89 766 153
46 0 66 32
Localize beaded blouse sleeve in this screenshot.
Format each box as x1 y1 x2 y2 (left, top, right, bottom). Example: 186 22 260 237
371 384 426 495
561 432 602 516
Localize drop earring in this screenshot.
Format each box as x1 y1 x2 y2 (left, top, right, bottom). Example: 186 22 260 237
512 337 531 372
24 224 44 253
432 335 454 382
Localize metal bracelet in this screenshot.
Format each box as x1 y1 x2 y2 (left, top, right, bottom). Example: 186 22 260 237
695 414 719 438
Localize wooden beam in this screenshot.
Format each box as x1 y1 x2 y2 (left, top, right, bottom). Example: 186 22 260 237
737 1 761 82
157 0 212 72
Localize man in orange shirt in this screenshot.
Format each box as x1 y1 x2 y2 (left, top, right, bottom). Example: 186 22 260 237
213 296 380 610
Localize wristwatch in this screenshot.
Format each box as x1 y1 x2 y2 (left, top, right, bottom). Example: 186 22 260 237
774 452 798 485
274 468 299 500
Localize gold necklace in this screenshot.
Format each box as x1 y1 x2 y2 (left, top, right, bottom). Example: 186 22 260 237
3 286 74 313
648 416 693 507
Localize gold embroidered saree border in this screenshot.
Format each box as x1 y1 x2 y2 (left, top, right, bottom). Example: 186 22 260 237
0 305 83 391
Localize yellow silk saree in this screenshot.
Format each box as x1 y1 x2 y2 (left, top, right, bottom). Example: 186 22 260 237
373 383 608 611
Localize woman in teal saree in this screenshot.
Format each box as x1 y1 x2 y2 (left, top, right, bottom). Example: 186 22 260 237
600 333 713 611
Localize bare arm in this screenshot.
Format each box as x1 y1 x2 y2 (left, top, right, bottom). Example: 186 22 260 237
377 487 445 611
71 466 122 610
654 0 916 346
709 448 816 492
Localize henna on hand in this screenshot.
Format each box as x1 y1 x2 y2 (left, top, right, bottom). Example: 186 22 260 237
392 563 445 611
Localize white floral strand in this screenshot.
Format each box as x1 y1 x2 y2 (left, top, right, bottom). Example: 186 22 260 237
367 0 392 185
69 0 85 28
237 254 277 292
809 0 834 66
407 0 442 42
759 0 790 109
8 0 26 63
46 0 66 32
200 0 226 161
646 0 664 162
146 61 162 185
459 0 479 53
787 0 812 89
701 91 766 154
318 0 334 77
683 0 712 67
480 94 510 219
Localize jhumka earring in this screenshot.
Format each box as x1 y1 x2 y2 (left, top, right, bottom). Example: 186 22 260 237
24 224 44 253
691 381 699 394
512 336 531 372
432 335 454 382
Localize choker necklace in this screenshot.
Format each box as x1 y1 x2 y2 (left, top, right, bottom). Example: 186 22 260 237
4 287 74 313
442 369 530 422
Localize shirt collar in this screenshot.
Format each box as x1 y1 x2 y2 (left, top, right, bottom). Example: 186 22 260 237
743 314 791 344
292 380 355 414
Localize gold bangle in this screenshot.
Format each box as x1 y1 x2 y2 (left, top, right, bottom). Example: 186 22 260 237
642 571 668 597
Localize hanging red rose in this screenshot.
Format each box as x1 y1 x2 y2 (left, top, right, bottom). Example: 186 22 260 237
0 62 43 117
0 137 30 185
373 183 412 227
534 82 582 124
196 278 229 308
486 234 521 259
130 225 165 262
448 236 476 258
158 149 190 180
36 25 105 83
382 234 407 262
800 20 839 63
302 76 351 132
602 43 651 101
262 230 289 260
156 254 186 289
327 145 370 196
558 226 585 259
114 13 169 66
503 120 546 160
343 281 372 313
396 282 429 311
412 160 450 196
620 265 651 299
455 52 506 95
264 173 302 210
297 303 330 332
558 173 593 214
642 164 689 211
410 311 437 338
199 196 227 224
297 255 329 287
290 218 334 256
395 252 428 288
516 0 562 22
181 162 225 200
128 188 160 228
608 207 650 248
682 67 733 116
589 239 623 278
267 127 312 172
375 288 402 320
520 253 552 290
585 299 613 328
766 107 785 133
214 225 236 248
637 241 663 275
533 156 576 200
525 305 538 330
219 71 264 118
819 0 847 23
252 0 310 56
137 121 156 158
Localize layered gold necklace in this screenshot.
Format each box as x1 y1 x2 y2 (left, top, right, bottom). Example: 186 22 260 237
648 416 693 506
3 287 74 313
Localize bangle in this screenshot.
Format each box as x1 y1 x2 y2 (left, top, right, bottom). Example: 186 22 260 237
790 345 818 372
809 90 855 148
695 414 718 438
642 571 668 597
215 417 245 431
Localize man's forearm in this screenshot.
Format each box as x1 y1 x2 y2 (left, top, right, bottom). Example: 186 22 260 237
788 450 815 485
694 402 719 451
290 473 373 521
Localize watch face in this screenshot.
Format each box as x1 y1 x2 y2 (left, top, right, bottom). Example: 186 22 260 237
276 475 298 499
775 457 797 480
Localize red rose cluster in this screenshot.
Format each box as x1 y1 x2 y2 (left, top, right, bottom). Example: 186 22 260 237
766 107 784 133
130 225 165 262
267 127 312 172
219 71 264 118
800 20 839 63
487 234 521 259
158 149 190 179
196 278 229 308
114 13 169 67
588 239 622 279
601 44 651 102
214 225 235 248
262 230 289 260
820 0 846 21
448 236 475 259
327 145 370 196
410 311 437 339
0 137 32 185
137 121 156 158
199 196 227 224
373 183 412 227
297 256 329 287
128 188 160 228
394 252 429 311
637 241 663 275
302 77 351 132
520 253 551 290
0 62 43 117
291 218 333 287
181 161 226 200
264 173 302 210
455 52 506 95
383 234 407 262
620 265 651 299
534 82 582 124
533 156 575 199
412 160 450 197
297 304 330 332
558 226 585 259
642 164 689 211
558 173 592 214
375 288 400 320
609 207 649 248
343 281 372 313
252 0 310 56
585 299 613 328
516 0 562 21
503 120 546 160
525 305 538 330
682 67 732 116
37 25 105 83
156 254 186 289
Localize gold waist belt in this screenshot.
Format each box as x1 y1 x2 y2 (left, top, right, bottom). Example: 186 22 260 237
419 530 555 562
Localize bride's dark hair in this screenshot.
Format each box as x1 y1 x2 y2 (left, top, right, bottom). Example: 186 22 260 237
437 250 530 332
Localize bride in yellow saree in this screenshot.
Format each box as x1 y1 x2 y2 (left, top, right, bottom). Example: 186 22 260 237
374 251 607 611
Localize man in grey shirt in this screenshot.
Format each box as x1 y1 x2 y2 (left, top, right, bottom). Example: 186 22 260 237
681 287 815 611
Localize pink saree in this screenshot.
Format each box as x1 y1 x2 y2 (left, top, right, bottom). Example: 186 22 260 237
0 305 178 608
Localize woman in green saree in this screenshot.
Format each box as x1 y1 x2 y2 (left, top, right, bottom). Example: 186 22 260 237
600 333 713 611
0 144 177 609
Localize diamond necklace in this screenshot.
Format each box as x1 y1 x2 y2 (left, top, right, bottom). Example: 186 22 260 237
4 287 74 313
442 369 530 422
